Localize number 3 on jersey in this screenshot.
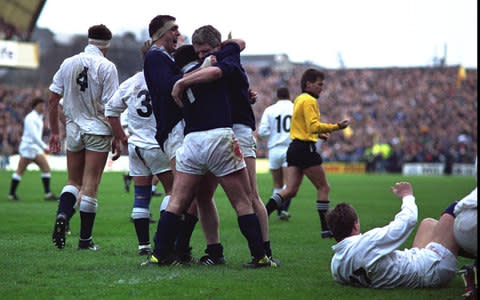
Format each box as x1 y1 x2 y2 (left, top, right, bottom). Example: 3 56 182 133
76 67 89 91
136 89 152 117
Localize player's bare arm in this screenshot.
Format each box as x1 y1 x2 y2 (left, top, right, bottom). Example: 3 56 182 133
107 116 128 160
48 92 62 154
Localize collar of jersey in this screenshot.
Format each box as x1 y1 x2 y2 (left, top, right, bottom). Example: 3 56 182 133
151 44 174 62
84 44 105 57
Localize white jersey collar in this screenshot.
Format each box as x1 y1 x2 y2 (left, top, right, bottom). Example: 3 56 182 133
84 44 105 57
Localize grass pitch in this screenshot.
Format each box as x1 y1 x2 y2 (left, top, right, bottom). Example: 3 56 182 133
0 169 475 299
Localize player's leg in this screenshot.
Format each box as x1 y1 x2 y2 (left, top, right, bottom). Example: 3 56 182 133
218 169 276 268
33 153 57 200
304 163 332 238
52 149 84 249
412 217 437 248
151 175 162 196
265 165 303 215
157 170 173 212
8 156 32 200
196 173 226 265
269 148 291 219
271 167 283 217
279 165 292 216
131 174 153 255
148 171 202 264
175 199 199 263
245 156 276 260
77 135 110 250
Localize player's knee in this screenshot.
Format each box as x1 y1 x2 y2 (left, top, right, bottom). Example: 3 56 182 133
419 217 437 229
134 185 152 208
284 185 299 198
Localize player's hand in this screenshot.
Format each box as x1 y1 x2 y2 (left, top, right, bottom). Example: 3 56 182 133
391 182 413 198
172 80 185 108
319 133 330 140
111 137 126 161
48 134 61 154
249 89 257 104
337 119 350 129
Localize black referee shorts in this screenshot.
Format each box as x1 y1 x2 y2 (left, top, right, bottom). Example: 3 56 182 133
286 139 323 169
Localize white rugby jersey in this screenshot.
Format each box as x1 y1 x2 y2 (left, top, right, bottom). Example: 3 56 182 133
105 71 159 149
330 196 422 288
49 45 119 135
454 187 477 215
21 110 47 150
258 100 293 149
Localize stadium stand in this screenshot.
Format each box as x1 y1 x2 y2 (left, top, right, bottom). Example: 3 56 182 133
0 1 476 172
0 65 476 172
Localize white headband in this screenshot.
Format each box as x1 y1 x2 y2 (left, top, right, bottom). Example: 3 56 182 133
151 21 177 42
88 38 111 49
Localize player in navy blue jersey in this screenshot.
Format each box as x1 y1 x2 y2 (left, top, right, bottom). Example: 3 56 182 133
190 26 278 264
141 36 276 268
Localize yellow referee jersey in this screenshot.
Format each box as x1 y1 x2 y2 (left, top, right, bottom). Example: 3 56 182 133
289 93 339 142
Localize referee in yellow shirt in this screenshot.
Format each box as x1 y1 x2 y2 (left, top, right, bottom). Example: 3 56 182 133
265 68 349 238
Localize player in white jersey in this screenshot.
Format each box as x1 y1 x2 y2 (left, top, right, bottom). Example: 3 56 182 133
326 182 459 288
105 42 174 255
258 87 293 220
120 109 163 198
48 24 119 251
8 97 58 201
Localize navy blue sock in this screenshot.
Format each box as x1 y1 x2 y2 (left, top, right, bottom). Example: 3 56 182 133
79 211 95 240
153 211 181 259
264 241 272 258
238 214 265 259
58 192 77 219
134 218 150 245
205 243 224 258
175 212 198 255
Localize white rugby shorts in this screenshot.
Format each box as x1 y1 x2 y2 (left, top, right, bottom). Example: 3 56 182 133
411 242 458 287
19 141 44 159
176 127 246 177
128 144 172 177
232 123 256 158
163 120 184 160
66 122 112 152
268 146 289 170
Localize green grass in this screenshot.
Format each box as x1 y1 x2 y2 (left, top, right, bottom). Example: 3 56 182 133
0 170 475 299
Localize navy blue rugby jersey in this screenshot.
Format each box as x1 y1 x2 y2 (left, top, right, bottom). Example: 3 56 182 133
213 43 256 131
181 63 233 135
143 46 183 148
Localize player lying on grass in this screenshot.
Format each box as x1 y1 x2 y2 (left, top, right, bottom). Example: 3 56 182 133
326 182 460 288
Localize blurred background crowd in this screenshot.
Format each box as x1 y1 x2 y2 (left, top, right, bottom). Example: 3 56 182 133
0 17 28 41
1 64 476 172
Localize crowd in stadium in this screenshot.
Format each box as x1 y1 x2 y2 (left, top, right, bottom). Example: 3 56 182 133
0 17 27 41
0 64 477 171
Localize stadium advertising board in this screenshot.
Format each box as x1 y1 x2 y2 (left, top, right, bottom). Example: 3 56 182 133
0 40 39 69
